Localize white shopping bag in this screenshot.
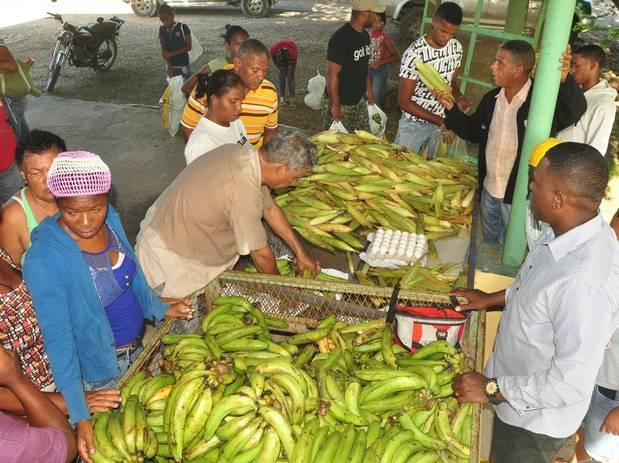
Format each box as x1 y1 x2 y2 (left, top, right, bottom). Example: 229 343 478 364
181 26 203 64
307 71 326 93
367 103 387 137
304 91 322 110
329 120 348 133
160 75 185 137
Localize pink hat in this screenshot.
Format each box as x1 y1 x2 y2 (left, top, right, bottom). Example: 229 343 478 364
47 151 112 197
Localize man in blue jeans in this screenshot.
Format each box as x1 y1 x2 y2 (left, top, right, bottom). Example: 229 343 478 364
395 2 469 156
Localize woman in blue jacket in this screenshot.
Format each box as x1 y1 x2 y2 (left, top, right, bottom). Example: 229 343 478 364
23 151 193 463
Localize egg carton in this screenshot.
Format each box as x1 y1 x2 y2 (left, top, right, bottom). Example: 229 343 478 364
360 229 428 268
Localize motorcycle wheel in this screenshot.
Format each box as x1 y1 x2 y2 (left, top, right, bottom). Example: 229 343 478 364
93 39 118 73
45 64 62 93
45 45 66 92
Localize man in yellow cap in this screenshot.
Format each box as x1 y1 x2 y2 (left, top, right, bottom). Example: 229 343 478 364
322 0 386 132
525 138 562 248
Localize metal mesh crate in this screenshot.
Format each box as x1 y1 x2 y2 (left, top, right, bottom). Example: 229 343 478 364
118 272 484 463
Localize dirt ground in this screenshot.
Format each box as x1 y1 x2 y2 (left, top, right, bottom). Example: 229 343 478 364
5 0 615 147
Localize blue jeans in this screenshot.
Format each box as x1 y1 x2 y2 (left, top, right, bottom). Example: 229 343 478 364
583 386 619 463
480 187 511 244
0 163 25 204
395 116 440 156
82 344 143 391
4 96 29 142
369 66 388 108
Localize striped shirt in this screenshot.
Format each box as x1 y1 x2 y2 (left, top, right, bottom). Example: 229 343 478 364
487 215 619 438
180 64 278 148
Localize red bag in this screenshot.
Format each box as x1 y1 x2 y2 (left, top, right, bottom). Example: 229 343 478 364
392 305 466 352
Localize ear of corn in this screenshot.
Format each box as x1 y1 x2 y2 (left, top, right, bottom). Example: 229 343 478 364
278 131 477 256
413 59 455 103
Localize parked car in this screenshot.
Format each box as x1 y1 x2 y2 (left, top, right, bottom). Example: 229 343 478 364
124 0 277 18
384 0 591 44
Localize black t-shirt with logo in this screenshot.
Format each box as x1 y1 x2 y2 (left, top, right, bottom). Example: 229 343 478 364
158 23 190 67
326 23 371 106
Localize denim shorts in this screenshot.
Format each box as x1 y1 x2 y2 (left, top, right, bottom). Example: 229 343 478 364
82 344 143 391
583 386 619 463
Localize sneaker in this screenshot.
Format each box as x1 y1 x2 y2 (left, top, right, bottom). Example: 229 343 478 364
288 97 296 107
279 96 286 106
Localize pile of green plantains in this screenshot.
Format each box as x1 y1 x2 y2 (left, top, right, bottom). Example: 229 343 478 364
91 295 474 463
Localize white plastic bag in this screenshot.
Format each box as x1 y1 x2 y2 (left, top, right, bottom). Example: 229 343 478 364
307 71 326 93
181 26 203 64
160 75 185 137
329 120 348 133
304 92 322 110
367 103 387 137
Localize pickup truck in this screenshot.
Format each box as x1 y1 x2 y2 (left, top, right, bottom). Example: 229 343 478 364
383 0 592 44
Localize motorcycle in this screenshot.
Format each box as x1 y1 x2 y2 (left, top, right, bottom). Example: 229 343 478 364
45 12 125 92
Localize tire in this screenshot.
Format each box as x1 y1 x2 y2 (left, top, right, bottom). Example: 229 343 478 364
45 63 62 92
45 45 66 92
93 39 118 73
131 0 158 17
240 0 269 18
399 6 423 44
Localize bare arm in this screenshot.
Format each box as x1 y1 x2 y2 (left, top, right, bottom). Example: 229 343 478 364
397 77 444 126
249 245 278 274
0 202 29 266
0 348 77 463
263 204 320 276
0 45 18 74
262 127 277 145
450 288 507 311
366 75 375 105
326 60 342 121
181 65 209 95
0 386 120 416
382 36 401 65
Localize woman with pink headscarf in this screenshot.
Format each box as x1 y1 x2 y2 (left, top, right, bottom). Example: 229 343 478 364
22 151 193 463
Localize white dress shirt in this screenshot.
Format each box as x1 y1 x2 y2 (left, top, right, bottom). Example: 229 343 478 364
486 214 619 438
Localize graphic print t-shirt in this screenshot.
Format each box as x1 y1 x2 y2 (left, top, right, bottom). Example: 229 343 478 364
327 23 371 105
399 37 463 122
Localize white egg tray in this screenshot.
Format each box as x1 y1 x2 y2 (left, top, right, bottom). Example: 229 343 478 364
360 229 428 268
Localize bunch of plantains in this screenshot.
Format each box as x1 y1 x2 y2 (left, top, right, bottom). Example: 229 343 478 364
275 130 477 254
90 296 474 463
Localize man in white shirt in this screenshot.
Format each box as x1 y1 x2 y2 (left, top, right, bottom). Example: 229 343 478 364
395 2 469 155
558 44 617 156
450 142 619 463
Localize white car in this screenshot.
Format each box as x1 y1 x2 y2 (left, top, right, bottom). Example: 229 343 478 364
125 0 276 18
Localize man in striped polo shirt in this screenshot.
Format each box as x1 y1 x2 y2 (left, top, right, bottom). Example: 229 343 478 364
181 39 278 147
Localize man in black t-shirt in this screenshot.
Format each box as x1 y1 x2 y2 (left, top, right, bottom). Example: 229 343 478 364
158 4 192 80
321 0 385 131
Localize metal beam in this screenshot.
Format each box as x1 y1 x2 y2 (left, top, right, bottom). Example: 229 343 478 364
504 0 529 34
502 0 577 267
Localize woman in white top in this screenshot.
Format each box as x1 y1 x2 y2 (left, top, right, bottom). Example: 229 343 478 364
184 69 248 164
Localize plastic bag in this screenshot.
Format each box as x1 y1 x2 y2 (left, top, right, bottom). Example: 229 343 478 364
367 103 387 137
304 92 322 110
0 60 42 98
443 135 468 160
181 26 203 64
307 71 326 93
160 75 185 137
329 120 348 133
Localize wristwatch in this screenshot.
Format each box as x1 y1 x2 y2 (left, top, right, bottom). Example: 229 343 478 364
484 377 501 405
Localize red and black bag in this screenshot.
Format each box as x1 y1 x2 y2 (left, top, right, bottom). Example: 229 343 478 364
386 285 466 352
